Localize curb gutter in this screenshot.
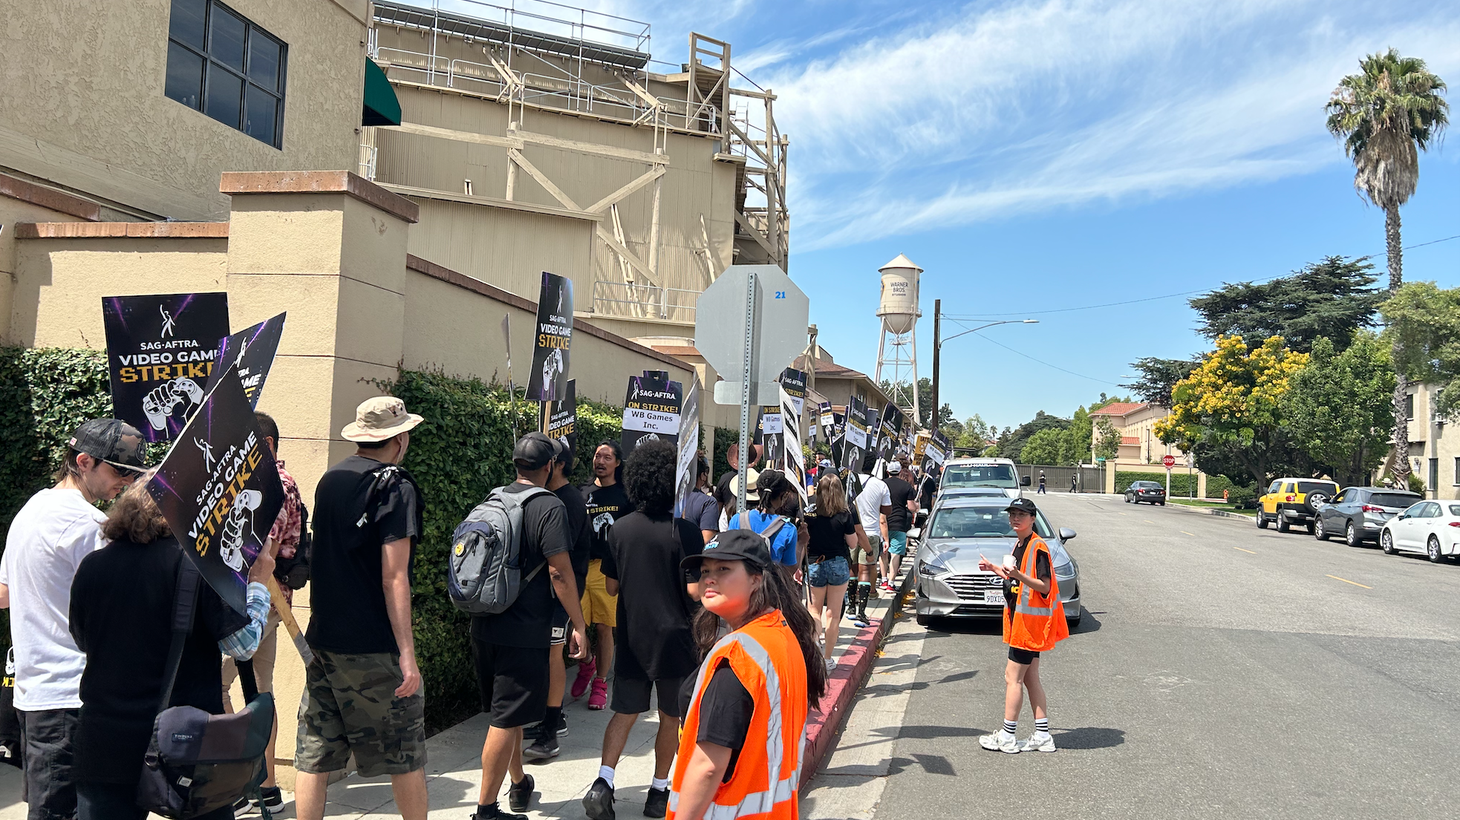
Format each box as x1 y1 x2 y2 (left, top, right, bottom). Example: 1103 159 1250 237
798 568 915 791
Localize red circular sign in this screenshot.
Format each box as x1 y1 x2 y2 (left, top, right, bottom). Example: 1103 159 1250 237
1162 455 1177 468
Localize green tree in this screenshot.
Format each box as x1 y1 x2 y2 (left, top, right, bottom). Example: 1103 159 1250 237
1381 281 1460 418
1061 406 1093 465
1188 256 1383 354
879 377 957 432
1327 48 1449 481
1020 428 1067 465
955 414 993 453
1282 334 1395 485
1124 357 1201 407
997 411 1070 460
1093 417 1121 461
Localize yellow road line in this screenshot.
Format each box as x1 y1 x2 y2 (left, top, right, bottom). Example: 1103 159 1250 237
1181 531 1196 537
1326 574 1372 589
1233 547 1256 554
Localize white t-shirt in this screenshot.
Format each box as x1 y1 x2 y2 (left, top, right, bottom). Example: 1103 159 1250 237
0 488 107 710
854 474 892 536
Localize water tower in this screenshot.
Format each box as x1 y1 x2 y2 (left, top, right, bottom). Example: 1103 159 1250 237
874 254 922 427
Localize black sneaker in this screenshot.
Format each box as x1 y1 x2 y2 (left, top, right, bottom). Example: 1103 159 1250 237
257 787 285 813
522 727 560 761
583 777 616 820
232 796 254 818
644 786 669 818
555 712 569 736
474 804 527 820
507 773 534 814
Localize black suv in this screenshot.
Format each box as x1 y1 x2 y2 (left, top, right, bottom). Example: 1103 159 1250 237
1313 486 1423 546
1124 480 1166 505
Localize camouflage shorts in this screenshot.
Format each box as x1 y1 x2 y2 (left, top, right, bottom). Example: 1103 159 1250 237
295 650 426 777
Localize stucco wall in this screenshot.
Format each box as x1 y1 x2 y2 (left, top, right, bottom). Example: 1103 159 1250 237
0 195 90 344
401 199 594 300
0 0 367 220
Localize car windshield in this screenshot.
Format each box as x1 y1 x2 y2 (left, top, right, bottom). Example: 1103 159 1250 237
1298 481 1337 494
927 506 1053 539
1372 492 1421 508
1133 482 1161 489
942 464 1018 489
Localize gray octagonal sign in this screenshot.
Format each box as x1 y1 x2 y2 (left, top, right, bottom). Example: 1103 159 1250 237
696 265 809 403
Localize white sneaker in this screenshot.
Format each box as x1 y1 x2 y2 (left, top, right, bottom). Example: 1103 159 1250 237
979 730 1020 754
824 657 838 673
1021 731 1056 753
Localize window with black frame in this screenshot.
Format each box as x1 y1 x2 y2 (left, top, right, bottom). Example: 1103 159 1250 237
164 0 286 148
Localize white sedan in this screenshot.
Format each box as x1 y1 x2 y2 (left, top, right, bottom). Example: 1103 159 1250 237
1379 500 1460 563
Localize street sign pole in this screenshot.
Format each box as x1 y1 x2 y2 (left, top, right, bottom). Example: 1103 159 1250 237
736 273 761 514
1163 453 1176 497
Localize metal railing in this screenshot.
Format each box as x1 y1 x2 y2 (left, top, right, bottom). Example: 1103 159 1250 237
358 144 379 180
591 280 699 321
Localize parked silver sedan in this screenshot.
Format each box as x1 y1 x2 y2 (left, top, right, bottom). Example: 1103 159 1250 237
913 496 1082 627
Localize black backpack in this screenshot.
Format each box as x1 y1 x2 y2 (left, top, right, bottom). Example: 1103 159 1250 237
275 501 311 590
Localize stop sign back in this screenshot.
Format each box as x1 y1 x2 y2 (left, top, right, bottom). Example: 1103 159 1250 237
1162 455 1176 469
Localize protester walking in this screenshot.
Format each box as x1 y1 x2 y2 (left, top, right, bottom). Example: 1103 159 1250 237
294 398 428 820
681 455 720 546
575 441 632 711
977 498 1068 754
69 480 274 820
804 474 858 672
523 438 593 762
849 453 893 627
1038 471 1047 494
0 418 145 820
727 470 804 573
471 433 588 820
582 441 704 820
220 411 302 816
881 462 918 591
1070 474 1078 494
917 464 939 514
669 530 827 820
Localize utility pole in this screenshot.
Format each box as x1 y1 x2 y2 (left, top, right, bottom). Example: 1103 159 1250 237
931 299 941 432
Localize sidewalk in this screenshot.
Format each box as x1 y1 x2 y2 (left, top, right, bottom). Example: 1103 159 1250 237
0 568 910 820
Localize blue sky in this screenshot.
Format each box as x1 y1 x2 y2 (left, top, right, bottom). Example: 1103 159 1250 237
438 0 1460 429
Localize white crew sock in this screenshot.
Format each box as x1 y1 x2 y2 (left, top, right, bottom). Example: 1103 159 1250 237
599 765 616 789
651 777 669 791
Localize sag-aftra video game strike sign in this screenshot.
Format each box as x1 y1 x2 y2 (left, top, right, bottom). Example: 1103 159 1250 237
102 293 230 441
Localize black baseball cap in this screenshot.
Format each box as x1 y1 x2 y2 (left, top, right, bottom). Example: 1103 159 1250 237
69 418 148 473
1005 497 1039 516
513 432 557 470
681 529 773 575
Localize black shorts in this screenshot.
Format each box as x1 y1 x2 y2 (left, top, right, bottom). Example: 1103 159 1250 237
1008 646 1041 665
550 604 570 646
471 639 550 729
610 672 687 719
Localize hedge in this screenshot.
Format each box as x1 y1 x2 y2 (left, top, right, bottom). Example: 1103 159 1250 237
388 368 625 730
1115 471 1199 498
0 348 119 654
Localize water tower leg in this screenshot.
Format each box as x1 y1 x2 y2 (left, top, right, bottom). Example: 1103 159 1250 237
874 326 888 385
909 326 921 428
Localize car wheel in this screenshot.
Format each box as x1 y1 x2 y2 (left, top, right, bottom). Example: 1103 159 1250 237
1305 521 1315 535
1160 501 1166 506
1257 511 1268 529
1277 515 1290 533
1428 536 1443 563
1314 517 1328 541
1345 522 1360 547
915 612 932 627
1381 530 1397 555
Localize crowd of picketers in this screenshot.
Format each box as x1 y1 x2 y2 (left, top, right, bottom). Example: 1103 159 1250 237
0 395 945 820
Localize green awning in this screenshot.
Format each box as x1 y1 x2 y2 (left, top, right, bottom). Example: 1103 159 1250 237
362 58 401 126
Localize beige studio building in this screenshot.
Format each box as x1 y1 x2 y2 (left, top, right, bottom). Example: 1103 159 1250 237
0 0 802 782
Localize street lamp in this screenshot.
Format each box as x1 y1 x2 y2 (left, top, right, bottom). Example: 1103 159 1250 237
930 299 1037 429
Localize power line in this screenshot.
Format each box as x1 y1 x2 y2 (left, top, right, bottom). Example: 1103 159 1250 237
942 233 1460 320
962 328 1126 387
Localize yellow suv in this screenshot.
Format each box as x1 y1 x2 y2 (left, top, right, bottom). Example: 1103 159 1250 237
1257 478 1339 534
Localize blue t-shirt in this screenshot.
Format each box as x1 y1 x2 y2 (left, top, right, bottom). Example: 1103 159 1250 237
734 510 799 567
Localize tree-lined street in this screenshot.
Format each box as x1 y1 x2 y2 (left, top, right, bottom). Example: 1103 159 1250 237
804 493 1460 819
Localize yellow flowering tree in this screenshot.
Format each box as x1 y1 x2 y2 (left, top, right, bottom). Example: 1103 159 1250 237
1154 335 1310 485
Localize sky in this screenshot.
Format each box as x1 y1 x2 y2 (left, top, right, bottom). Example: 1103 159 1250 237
436 0 1460 430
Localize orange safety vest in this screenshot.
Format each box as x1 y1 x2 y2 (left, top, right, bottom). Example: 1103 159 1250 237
1002 535 1069 652
668 610 808 820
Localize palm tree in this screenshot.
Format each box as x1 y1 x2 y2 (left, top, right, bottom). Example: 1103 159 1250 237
1326 49 1448 483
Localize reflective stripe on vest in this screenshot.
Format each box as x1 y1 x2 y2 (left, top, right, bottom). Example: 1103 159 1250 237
668 628 805 819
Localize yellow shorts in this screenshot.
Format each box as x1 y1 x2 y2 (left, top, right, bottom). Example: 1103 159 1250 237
580 559 617 627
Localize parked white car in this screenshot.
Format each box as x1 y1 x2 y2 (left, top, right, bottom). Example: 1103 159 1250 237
1379 500 1460 563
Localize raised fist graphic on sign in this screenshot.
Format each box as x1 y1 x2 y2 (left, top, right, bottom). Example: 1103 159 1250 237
141 378 205 432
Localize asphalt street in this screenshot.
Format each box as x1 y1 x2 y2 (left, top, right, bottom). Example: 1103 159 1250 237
803 492 1460 820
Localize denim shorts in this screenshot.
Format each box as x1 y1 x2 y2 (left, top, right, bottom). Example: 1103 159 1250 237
806 556 851 587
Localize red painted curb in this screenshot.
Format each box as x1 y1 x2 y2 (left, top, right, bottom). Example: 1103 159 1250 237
799 572 914 791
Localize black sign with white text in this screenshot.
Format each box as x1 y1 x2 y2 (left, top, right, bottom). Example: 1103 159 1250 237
102 293 230 441
205 312 285 409
527 272 573 402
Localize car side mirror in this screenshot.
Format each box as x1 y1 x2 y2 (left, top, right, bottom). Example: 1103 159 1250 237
1398 513 1409 520
1059 527 1077 541
1021 476 1032 487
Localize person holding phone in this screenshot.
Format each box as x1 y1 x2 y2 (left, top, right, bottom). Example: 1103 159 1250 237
976 498 1068 754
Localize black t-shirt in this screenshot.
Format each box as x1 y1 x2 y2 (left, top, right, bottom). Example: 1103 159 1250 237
308 456 422 654
806 510 856 561
555 482 592 591
678 660 754 783
601 512 704 680
1003 536 1053 609
582 481 632 562
715 470 737 508
917 475 937 510
69 537 249 783
471 483 570 648
885 476 916 533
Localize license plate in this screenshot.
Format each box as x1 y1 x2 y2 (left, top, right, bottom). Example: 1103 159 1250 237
983 590 1004 606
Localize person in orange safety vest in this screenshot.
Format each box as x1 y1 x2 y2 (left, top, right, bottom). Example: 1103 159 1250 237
669 529 828 820
977 497 1068 754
